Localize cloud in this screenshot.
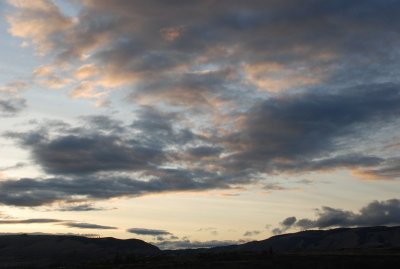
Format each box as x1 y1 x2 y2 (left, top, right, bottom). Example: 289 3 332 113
197 227 218 236
264 183 287 191
0 98 26 116
353 158 400 180
58 204 106 212
272 216 297 235
282 216 297 227
127 228 171 236
243 230 261 237
222 83 400 175
273 199 400 233
62 222 116 230
0 217 117 231
0 162 27 171
3 0 400 209
7 0 73 54
6 112 169 175
2 84 399 208
0 81 28 94
0 172 229 207
8 0 400 105
0 218 62 224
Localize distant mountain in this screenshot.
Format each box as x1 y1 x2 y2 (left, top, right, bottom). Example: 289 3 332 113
212 226 400 253
0 234 160 266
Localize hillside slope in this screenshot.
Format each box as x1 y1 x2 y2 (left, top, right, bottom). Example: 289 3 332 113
0 234 160 265
214 226 400 253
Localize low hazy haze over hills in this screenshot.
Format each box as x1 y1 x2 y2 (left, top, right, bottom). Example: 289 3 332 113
0 0 399 248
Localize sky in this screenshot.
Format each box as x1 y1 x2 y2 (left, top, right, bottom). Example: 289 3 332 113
0 0 400 249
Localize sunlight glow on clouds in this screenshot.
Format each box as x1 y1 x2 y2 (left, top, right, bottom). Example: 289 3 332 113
0 0 400 245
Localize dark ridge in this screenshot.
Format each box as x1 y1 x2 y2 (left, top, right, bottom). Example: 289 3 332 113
0 234 160 266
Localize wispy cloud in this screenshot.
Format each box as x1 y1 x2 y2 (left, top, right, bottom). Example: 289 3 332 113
127 228 171 236
63 222 116 230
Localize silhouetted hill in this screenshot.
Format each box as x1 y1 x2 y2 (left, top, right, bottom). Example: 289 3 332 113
1 227 400 268
0 234 160 267
211 226 400 253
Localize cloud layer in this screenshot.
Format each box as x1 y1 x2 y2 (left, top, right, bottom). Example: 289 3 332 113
273 199 400 234
2 0 400 209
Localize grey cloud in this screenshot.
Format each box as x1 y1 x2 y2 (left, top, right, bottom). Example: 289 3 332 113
0 172 228 207
0 218 117 230
127 228 171 236
274 199 400 232
282 216 297 227
273 216 297 235
356 158 400 180
80 115 125 133
11 0 400 106
3 0 400 209
0 219 62 224
3 85 398 208
30 134 163 175
58 204 106 211
131 68 246 107
0 81 28 94
243 230 261 237
223 83 400 174
187 146 222 158
0 98 26 116
63 222 116 230
0 162 27 171
6 108 195 175
264 183 287 191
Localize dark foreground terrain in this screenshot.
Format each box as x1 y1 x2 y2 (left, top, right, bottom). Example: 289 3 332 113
2 252 400 269
0 226 399 268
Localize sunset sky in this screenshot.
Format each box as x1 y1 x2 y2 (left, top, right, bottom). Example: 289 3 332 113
0 0 400 249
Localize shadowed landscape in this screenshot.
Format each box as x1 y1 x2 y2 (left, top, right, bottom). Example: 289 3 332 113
0 226 399 268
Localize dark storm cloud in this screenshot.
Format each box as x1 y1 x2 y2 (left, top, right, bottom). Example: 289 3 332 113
63 222 116 230
0 98 26 116
273 199 400 233
127 228 171 236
